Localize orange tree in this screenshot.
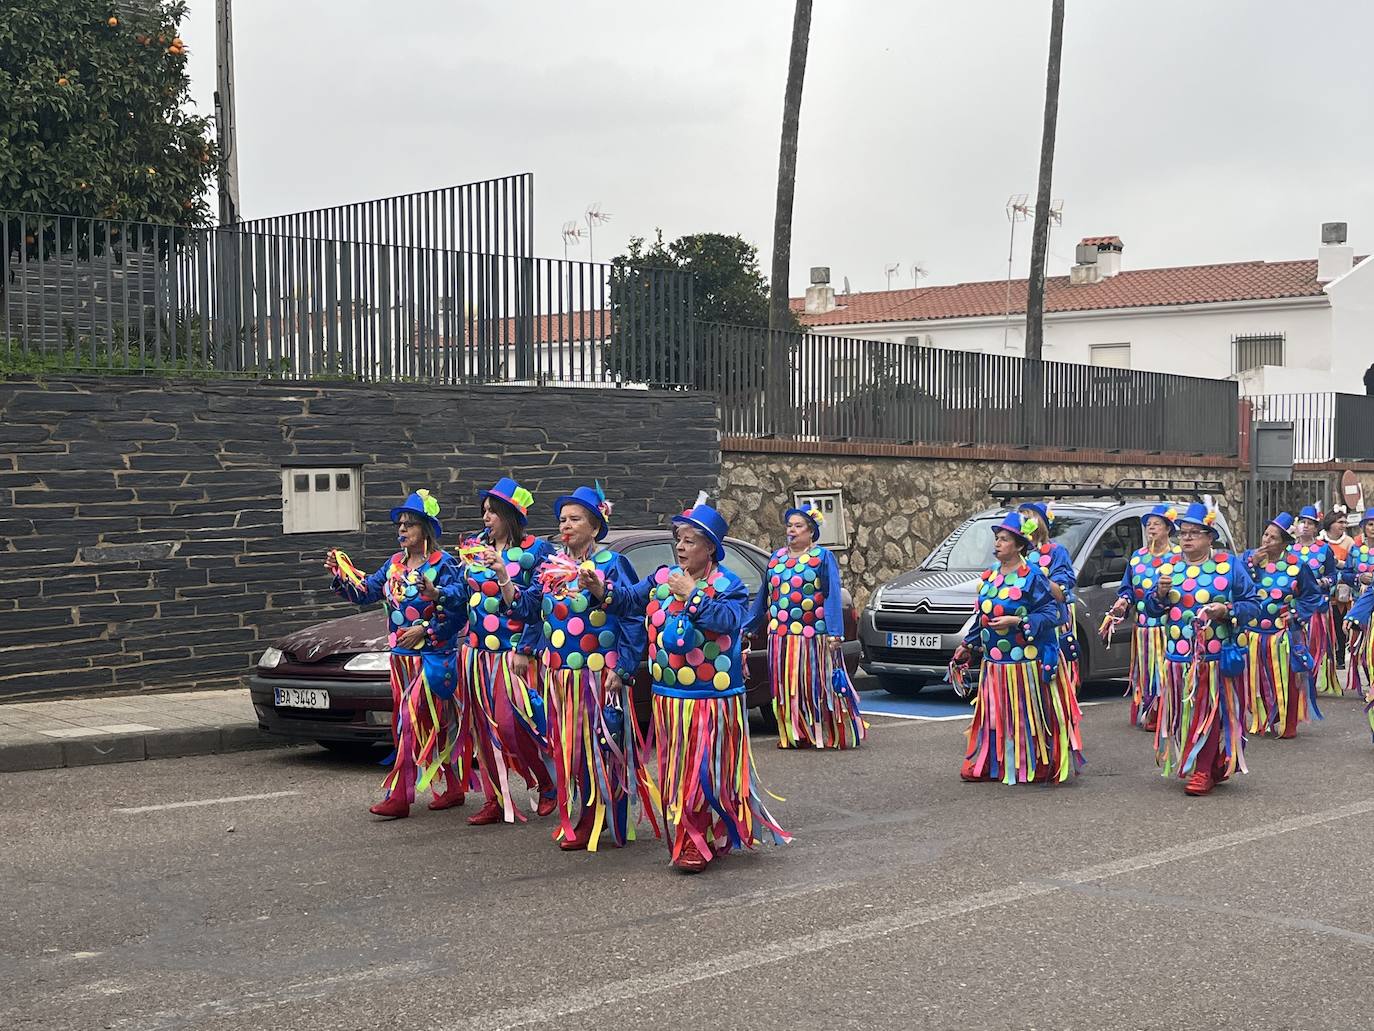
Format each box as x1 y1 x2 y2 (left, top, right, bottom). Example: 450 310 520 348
0 0 216 228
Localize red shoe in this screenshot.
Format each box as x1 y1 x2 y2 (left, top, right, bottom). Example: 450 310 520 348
428 779 466 811
673 837 709 873
535 791 557 818
1143 711 1159 733
466 800 503 826
558 809 596 850
369 793 410 820
1184 769 1215 796
959 760 988 782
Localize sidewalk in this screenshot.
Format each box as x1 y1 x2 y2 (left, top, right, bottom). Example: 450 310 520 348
0 688 292 773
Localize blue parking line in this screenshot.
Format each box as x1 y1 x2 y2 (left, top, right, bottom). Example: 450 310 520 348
857 679 1128 722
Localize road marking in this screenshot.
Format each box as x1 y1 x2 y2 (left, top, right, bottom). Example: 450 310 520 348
113 791 300 814
457 796 1374 1031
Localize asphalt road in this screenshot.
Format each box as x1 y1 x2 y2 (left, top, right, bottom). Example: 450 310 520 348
4 686 1373 1031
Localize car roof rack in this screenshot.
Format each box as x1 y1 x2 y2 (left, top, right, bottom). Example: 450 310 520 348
988 478 1226 504
988 481 1122 502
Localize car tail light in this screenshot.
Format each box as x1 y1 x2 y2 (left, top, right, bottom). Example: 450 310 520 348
257 647 284 669
343 652 391 672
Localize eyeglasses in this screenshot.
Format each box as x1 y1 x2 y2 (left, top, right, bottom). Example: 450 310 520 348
1178 529 1208 538
396 521 420 530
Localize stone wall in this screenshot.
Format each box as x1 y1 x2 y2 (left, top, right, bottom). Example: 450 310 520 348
0 376 719 700
718 440 1247 608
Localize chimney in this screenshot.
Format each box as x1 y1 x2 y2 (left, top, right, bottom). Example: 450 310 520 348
1070 236 1123 285
1317 221 1353 283
804 266 837 314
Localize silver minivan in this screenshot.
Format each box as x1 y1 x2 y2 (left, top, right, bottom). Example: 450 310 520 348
858 481 1233 695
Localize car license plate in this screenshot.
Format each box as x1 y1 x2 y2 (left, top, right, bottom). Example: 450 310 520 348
274 687 330 710
888 632 941 649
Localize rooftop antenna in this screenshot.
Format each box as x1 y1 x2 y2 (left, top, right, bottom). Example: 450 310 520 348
584 203 611 260
561 221 586 260
1004 193 1033 351
911 261 929 288
884 262 901 290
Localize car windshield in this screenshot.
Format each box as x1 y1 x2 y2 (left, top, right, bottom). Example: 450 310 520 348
924 513 1097 571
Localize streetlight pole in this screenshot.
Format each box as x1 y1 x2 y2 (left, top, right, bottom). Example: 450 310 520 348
214 0 240 226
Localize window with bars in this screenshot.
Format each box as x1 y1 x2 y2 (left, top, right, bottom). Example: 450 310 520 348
1233 333 1285 373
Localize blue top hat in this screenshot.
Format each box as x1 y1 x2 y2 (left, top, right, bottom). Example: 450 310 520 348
1176 499 1220 536
673 503 729 561
479 477 534 525
1297 504 1322 524
553 484 611 540
390 489 442 538
1268 511 1296 540
1017 501 1055 527
992 510 1038 544
783 499 824 539
1360 510 1374 527
1140 503 1178 531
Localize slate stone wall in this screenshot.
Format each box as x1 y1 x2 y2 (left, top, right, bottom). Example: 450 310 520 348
0 376 719 700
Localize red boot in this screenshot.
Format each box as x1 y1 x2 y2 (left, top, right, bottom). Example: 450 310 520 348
1184 768 1215 796
1143 709 1159 733
466 800 503 825
673 836 709 873
959 759 989 782
428 778 466 811
535 790 557 818
558 808 597 850
369 793 410 820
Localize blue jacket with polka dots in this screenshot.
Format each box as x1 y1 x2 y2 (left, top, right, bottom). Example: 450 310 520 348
960 561 1059 663
1241 548 1321 638
332 550 467 655
743 544 844 639
606 564 751 699
439 533 555 656
1142 550 1260 663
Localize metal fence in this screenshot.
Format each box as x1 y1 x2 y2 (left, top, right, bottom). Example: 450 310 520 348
703 322 1239 456
1 210 692 386
236 174 535 256
1246 392 1374 463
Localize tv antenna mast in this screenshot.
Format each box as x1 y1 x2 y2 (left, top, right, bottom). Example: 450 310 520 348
561 221 586 260
911 261 929 288
584 203 612 260
1003 193 1033 350
884 262 901 290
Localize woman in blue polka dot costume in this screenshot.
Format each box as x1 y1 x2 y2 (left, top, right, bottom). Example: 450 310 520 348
508 485 653 854
1240 512 1323 739
597 500 789 873
1017 501 1081 698
1142 497 1261 797
951 511 1075 784
1293 504 1341 695
744 500 864 749
327 489 472 820
437 478 557 828
1107 504 1181 732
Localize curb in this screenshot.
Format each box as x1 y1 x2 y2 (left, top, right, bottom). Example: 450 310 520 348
0 724 297 774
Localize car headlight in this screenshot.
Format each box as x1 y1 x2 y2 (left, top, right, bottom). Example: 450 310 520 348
343 652 391 672
869 586 885 612
257 647 284 669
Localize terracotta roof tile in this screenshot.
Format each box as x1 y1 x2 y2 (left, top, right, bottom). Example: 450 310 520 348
794 257 1336 328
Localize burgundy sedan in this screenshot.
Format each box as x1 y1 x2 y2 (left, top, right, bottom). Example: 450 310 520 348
249 528 861 752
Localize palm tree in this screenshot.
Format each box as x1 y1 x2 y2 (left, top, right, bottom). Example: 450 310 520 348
767 0 812 433
1024 0 1065 443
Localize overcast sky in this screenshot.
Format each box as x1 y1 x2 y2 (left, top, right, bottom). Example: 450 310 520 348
181 0 1374 294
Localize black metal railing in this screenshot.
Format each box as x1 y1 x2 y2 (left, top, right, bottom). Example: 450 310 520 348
703 322 1239 456
1 210 692 387
1246 392 1374 463
236 174 535 256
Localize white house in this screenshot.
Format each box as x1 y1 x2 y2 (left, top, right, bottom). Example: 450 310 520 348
793 225 1374 395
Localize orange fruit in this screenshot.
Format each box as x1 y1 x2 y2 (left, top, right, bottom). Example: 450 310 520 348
108 16 119 27
57 76 69 86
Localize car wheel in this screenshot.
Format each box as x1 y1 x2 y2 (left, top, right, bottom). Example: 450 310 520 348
317 739 380 760
877 675 927 697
